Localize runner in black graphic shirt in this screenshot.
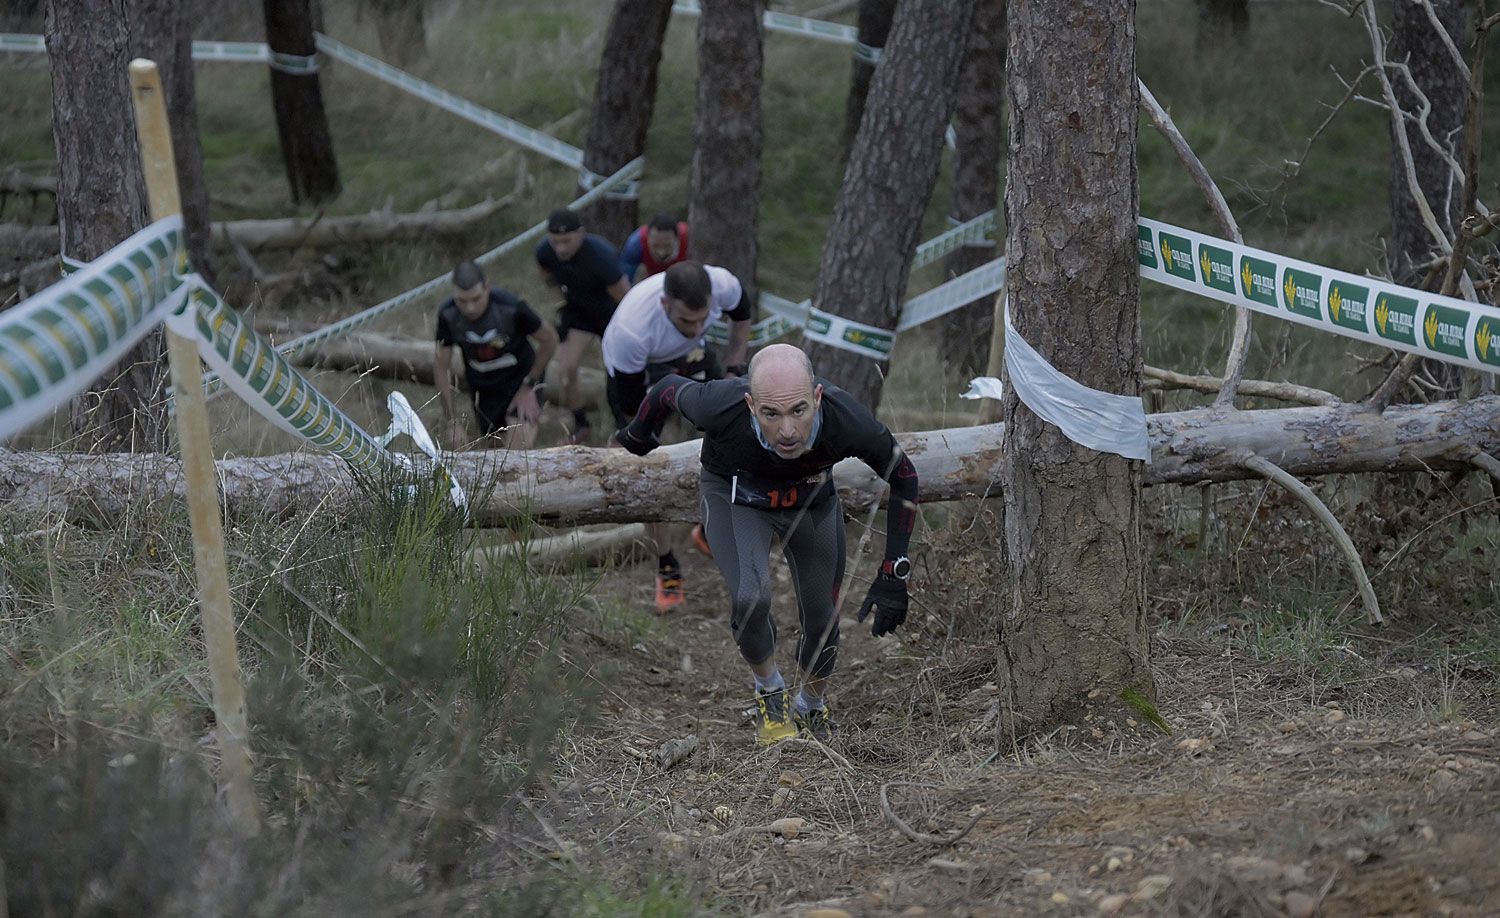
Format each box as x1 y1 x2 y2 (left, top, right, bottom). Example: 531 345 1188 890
616 343 918 746
436 260 557 450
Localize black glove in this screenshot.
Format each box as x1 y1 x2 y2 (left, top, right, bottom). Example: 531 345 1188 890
857 572 908 637
614 422 658 456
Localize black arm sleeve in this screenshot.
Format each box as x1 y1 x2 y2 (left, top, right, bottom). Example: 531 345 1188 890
852 422 918 564
622 373 693 444
726 285 753 322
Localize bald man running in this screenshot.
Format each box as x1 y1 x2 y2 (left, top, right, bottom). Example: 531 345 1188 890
616 344 918 745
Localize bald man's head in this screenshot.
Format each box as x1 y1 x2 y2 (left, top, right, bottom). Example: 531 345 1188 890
745 344 822 459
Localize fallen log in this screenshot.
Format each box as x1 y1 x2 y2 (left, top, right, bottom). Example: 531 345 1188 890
0 199 514 261
213 198 513 251
3 398 1498 525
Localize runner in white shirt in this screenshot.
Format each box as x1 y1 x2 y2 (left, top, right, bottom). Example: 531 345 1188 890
602 261 753 613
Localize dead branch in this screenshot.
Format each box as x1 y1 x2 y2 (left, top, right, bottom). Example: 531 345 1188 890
879 782 981 847
1138 79 1252 407
469 524 651 568
216 197 514 251
1143 366 1342 407
0 168 56 196
1240 453 1383 624
1469 448 1500 485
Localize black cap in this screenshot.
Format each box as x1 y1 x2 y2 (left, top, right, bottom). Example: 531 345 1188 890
547 208 582 233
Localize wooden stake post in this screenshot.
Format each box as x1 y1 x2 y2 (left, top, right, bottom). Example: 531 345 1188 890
128 59 260 835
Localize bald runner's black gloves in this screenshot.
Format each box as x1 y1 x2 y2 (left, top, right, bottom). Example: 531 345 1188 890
857 572 908 637
615 422 658 456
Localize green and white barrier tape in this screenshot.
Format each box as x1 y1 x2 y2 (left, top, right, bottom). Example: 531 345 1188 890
853 42 883 65
2 33 312 70
190 41 271 63
1 219 190 441
0 33 44 52
168 282 395 476
912 209 998 267
313 33 585 169
670 1 858 45
898 256 1005 332
1139 218 1500 374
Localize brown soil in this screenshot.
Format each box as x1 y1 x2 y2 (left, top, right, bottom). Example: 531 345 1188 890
539 502 1499 917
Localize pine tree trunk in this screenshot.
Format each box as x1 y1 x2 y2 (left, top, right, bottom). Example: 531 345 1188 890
804 0 975 409
840 0 898 158
263 0 342 204
578 0 674 246
997 0 1150 733
370 0 425 67
1195 0 1249 49
131 0 215 284
45 0 168 452
689 0 764 304
1390 0 1467 394
940 0 1005 378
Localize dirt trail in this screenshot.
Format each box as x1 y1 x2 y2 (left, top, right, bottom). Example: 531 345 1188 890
545 544 1499 917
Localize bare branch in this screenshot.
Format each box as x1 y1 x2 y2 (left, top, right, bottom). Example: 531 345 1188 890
879 782 982 847
1471 449 1500 484
1143 366 1343 407
1415 0 1472 80
1137 79 1251 407
1241 454 1383 624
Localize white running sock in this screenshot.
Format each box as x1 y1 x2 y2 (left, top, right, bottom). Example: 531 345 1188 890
753 669 785 693
793 688 823 716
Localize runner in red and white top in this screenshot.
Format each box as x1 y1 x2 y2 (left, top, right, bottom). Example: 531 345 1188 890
619 212 691 281
602 261 752 613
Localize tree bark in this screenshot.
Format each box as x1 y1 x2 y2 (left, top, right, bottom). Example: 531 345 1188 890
6 397 1500 525
805 0 975 409
578 0 674 246
368 0 426 67
45 0 167 452
941 0 1005 378
998 0 1148 733
1195 0 1249 49
263 0 342 204
689 0 764 305
1389 0 1468 395
840 0 898 158
131 0 215 285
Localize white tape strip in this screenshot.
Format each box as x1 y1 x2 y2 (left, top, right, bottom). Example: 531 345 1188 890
898 256 1004 331
912 209 997 267
579 166 642 200
190 41 270 62
1003 299 1150 461
267 50 319 74
853 41 883 64
0 33 44 52
803 306 894 359
376 391 468 513
671 2 858 45
313 33 585 168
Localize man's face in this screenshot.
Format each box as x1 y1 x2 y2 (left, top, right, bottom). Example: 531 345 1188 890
662 295 710 339
746 380 823 460
646 226 678 263
548 228 585 261
453 281 489 321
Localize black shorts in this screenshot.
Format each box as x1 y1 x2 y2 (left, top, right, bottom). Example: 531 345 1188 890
556 303 613 340
605 350 725 427
470 374 526 436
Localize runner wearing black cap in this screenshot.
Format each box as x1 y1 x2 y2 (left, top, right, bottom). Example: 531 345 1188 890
535 208 631 444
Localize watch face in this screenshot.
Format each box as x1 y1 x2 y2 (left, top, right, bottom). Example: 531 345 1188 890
891 557 911 580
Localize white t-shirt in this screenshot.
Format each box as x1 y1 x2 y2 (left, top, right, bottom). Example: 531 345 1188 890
602 265 744 375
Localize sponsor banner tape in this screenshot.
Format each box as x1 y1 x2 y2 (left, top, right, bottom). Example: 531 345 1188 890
313 33 584 168
802 306 895 358
267 50 319 74
912 209 998 267
0 33 44 51
1138 218 1500 373
899 256 1005 331
0 218 189 442
671 1 858 45
168 282 396 477
191 41 271 62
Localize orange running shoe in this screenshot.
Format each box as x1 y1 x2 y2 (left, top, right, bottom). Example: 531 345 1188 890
690 523 714 559
654 565 685 614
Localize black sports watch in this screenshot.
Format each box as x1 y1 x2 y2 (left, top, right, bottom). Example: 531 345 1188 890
882 556 911 581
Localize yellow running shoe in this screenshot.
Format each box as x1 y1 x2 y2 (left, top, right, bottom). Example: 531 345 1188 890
754 688 799 746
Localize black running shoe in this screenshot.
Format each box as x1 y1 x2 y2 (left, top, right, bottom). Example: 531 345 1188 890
796 707 836 743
